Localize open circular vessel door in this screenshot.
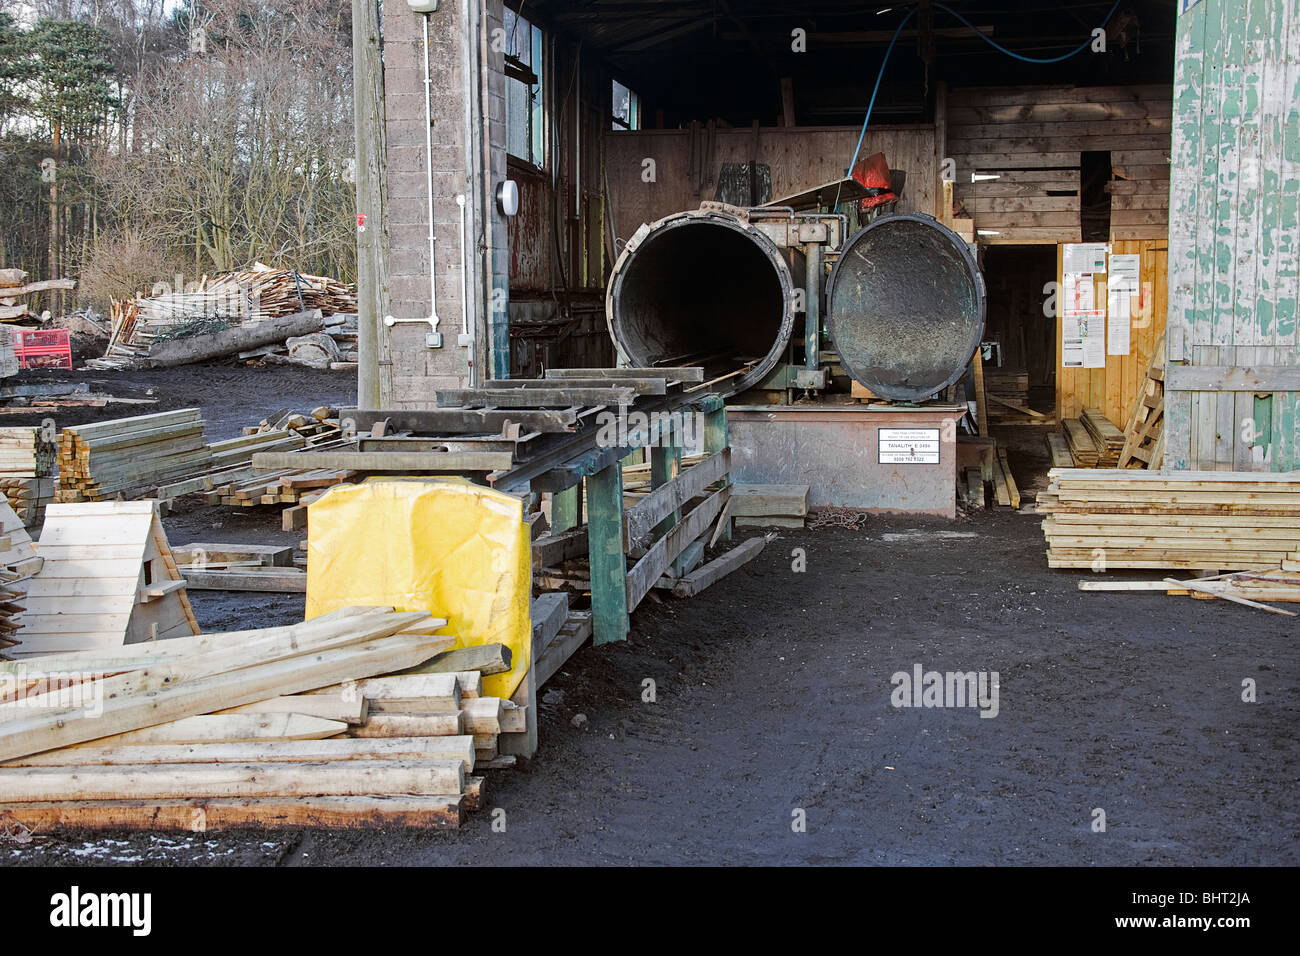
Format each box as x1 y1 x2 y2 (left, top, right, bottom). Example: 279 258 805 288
606 208 804 396
826 213 986 402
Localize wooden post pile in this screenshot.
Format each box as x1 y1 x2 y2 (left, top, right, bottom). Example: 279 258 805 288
1039 469 1300 570
0 269 76 324
0 427 56 527
0 608 515 830
89 265 356 369
56 409 213 502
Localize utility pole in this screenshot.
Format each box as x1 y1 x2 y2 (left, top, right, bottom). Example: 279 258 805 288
353 0 393 408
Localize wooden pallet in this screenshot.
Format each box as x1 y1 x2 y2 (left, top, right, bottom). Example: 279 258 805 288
1117 336 1165 469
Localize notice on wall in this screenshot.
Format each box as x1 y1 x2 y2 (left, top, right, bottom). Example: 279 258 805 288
1106 253 1140 357
1063 272 1096 312
1063 242 1109 275
879 428 940 465
1063 310 1106 369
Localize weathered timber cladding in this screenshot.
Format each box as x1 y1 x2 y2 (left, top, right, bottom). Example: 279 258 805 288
1165 0 1300 470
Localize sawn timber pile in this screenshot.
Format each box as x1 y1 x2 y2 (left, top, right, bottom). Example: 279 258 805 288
0 608 515 830
1039 468 1300 570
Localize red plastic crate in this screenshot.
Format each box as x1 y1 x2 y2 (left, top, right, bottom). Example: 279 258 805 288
11 328 72 370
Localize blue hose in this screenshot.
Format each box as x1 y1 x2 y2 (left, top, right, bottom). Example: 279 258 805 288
844 1 1126 182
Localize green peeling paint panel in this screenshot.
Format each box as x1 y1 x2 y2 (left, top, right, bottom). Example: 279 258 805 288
1166 0 1300 470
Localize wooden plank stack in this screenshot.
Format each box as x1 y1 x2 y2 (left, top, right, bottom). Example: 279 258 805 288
984 369 1043 423
731 483 809 529
16 502 199 655
56 409 213 502
1080 409 1125 467
0 609 509 830
1062 418 1100 466
1039 468 1300 570
0 426 56 527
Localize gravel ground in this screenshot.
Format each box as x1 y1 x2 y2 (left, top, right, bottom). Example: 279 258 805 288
1 367 1296 866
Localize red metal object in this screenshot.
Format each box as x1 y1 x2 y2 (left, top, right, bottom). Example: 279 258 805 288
11 328 73 370
851 151 898 211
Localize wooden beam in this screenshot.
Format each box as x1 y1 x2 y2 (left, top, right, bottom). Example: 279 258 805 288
626 485 730 612
340 407 579 433
671 536 766 597
250 450 513 471
437 388 636 408
587 460 629 645
1166 366 1300 392
483 378 667 395
545 367 704 383
624 449 730 549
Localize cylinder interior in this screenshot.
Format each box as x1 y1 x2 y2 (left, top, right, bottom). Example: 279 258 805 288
609 219 795 392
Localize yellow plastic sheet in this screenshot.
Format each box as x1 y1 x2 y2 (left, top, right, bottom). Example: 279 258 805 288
304 477 530 698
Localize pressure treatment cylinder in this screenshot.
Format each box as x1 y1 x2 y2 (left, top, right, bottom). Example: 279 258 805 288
826 213 985 402
606 206 805 395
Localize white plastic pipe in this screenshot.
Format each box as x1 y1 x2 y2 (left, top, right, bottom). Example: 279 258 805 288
386 13 442 344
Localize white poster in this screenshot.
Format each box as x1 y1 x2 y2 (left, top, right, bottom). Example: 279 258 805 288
1063 273 1096 312
1062 312 1085 368
1106 253 1140 356
1064 242 1109 275
1106 287 1132 355
1109 253 1141 281
1065 310 1106 369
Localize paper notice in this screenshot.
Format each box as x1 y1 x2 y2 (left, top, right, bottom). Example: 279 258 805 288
1064 242 1109 275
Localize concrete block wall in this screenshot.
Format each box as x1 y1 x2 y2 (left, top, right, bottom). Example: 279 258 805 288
381 0 509 406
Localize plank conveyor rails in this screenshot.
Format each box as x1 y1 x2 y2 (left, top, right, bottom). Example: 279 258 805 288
249 367 736 645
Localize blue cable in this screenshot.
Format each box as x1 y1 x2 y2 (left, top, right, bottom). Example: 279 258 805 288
844 8 917 180
844 1 1126 182
934 1 1124 65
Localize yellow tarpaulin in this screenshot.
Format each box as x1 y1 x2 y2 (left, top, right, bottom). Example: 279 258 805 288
304 477 530 698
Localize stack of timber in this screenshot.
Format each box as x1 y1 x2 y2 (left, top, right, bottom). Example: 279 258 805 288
0 427 56 528
984 369 1045 423
0 609 507 830
1039 469 1300 570
0 269 76 325
731 484 808 529
1080 409 1125 466
174 542 306 593
1117 345 1165 469
0 499 42 652
90 263 356 369
1062 418 1100 467
56 409 212 502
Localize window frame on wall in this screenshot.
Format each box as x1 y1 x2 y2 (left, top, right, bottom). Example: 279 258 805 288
504 4 545 168
611 78 640 131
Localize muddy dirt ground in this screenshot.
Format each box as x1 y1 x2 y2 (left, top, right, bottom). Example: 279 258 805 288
1 365 1297 866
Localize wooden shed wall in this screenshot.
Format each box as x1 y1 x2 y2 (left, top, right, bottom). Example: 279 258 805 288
947 84 1172 244
604 125 937 237
1056 239 1170 425
1165 0 1300 471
